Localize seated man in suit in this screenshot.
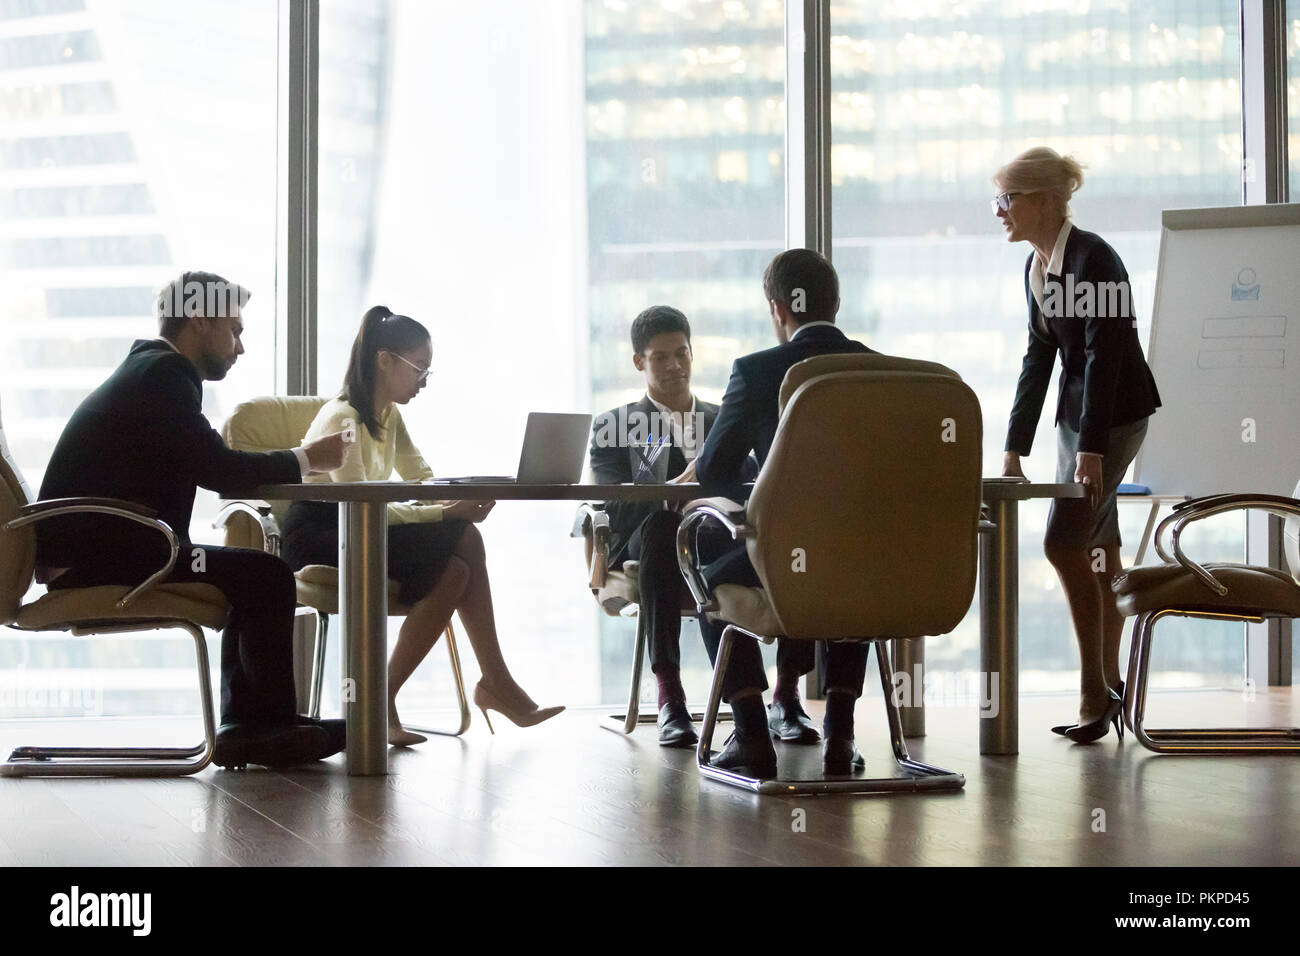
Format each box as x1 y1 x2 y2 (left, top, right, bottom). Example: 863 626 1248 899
589 307 821 748
37 271 349 769
693 248 877 777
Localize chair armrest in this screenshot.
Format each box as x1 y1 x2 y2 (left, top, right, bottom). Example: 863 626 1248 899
213 499 281 556
7 497 180 608
16 497 159 520
1152 494 1300 596
571 502 610 589
675 497 749 613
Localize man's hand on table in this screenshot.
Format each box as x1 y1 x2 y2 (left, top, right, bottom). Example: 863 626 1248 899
302 431 348 473
669 460 697 485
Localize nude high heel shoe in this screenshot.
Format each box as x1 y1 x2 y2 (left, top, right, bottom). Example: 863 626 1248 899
473 680 564 734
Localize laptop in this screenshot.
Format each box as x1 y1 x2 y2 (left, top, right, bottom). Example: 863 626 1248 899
432 412 592 484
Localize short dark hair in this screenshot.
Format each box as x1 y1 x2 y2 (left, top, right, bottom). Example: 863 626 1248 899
762 249 838 324
630 305 691 354
156 270 250 338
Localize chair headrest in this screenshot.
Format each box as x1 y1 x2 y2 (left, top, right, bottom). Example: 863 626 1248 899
779 352 961 414
222 395 329 452
748 366 982 640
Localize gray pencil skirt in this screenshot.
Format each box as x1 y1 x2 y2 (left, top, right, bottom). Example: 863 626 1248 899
1045 416 1149 551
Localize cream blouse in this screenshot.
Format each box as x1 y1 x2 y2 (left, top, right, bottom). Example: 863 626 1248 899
301 397 444 524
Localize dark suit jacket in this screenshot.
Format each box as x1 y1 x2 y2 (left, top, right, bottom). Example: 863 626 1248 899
696 323 874 496
589 394 721 568
1005 226 1161 457
36 339 301 573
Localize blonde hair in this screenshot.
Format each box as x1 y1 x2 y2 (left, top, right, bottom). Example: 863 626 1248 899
994 147 1085 219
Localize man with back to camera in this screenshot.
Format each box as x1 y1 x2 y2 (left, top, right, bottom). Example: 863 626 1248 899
36 271 350 769
588 306 821 747
691 248 878 777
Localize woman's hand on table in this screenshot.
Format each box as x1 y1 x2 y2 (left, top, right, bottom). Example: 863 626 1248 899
443 499 496 523
1074 453 1103 510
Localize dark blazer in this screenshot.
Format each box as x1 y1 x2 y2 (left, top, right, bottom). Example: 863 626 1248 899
1005 226 1161 457
37 339 301 572
696 322 874 495
589 394 721 568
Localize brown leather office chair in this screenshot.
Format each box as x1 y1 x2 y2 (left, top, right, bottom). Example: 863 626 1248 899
215 396 470 736
0 408 222 777
676 353 982 794
1111 482 1300 753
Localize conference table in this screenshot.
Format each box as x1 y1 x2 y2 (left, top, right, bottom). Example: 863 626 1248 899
243 478 1083 774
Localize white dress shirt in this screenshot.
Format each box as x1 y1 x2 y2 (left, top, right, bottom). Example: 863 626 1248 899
647 393 700 462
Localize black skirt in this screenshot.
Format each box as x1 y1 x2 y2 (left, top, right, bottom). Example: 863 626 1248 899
282 500 469 606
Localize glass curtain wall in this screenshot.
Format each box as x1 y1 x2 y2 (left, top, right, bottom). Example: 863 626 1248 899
316 0 785 713
0 0 280 716
829 0 1246 695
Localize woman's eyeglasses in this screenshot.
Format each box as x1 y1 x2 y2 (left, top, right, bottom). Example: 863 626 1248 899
385 350 431 383
991 191 1021 214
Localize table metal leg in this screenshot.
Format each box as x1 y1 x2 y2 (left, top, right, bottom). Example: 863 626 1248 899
340 501 389 775
979 498 1018 755
891 638 924 737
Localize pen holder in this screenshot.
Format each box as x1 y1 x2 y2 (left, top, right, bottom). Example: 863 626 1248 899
629 442 670 484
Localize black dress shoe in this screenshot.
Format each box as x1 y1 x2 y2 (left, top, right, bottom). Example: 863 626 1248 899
656 699 698 749
822 737 866 774
768 699 821 744
213 721 342 770
294 716 347 754
710 730 777 778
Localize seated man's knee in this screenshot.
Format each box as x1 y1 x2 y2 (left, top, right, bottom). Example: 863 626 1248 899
643 509 681 538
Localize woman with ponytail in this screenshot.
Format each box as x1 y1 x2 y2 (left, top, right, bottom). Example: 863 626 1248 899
993 147 1161 745
283 305 562 745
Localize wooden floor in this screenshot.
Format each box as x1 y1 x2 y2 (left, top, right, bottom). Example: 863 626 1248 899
1 688 1298 866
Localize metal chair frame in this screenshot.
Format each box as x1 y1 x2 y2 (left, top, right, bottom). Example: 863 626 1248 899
2 499 217 777
1120 492 1300 754
572 502 729 735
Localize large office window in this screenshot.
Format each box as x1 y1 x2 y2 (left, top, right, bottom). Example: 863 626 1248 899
1290 6 1299 197
829 0 1246 693
315 0 784 712
0 0 280 716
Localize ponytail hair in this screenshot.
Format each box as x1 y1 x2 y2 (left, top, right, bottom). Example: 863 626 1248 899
341 305 430 440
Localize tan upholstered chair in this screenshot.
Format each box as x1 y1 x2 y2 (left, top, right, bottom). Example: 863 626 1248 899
676 354 982 794
216 396 470 736
571 503 721 733
0 407 222 777
1111 482 1300 753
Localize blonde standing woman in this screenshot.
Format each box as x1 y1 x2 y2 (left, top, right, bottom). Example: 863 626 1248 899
993 147 1162 743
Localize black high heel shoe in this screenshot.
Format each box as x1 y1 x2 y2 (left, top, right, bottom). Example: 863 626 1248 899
1051 680 1124 736
1065 688 1124 744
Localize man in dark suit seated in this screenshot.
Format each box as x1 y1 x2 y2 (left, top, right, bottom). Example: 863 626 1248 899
693 249 878 777
36 271 349 769
589 307 818 748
